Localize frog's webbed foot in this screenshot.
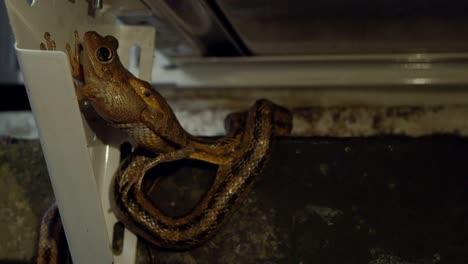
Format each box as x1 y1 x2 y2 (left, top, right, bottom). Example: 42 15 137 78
39 31 84 90
40 32 56 51
65 30 83 81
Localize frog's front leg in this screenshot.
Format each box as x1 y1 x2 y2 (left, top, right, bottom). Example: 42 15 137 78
40 31 92 103
40 31 82 80
65 30 83 81
64 31 95 103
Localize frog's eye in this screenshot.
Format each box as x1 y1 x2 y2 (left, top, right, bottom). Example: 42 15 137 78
96 47 113 63
142 89 151 97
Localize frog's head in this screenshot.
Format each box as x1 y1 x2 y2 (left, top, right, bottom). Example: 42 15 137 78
81 31 147 123
82 31 123 81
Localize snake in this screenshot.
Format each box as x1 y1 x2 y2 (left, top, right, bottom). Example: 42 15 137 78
36 204 73 264
112 99 292 250
36 100 291 262
35 30 293 262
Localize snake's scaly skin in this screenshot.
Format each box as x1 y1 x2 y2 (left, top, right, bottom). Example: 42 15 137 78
36 31 293 262
35 99 292 262
112 99 292 249
36 204 72 264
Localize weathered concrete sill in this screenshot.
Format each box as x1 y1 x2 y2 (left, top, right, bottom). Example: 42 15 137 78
1 137 467 263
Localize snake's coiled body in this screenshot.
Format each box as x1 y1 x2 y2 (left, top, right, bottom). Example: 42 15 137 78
112 99 292 249
36 204 72 264
36 31 293 262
